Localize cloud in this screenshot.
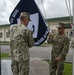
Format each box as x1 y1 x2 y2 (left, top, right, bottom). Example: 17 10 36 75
0 0 72 25
0 0 19 25
39 0 72 18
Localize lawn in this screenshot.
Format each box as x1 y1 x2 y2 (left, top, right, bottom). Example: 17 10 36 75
40 43 51 46
45 60 72 75
1 52 9 58
0 41 10 45
64 63 72 75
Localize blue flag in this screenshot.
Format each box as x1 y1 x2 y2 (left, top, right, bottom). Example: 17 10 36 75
9 0 49 46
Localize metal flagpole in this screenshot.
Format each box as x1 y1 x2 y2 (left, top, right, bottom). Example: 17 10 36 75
0 37 1 75
72 0 74 75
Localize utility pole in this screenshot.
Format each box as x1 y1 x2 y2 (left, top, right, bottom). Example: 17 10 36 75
73 0 74 75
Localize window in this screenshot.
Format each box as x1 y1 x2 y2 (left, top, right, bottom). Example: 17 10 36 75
0 32 3 38
6 32 10 38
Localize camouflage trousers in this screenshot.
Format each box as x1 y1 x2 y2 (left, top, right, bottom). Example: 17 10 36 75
11 59 29 75
49 54 65 75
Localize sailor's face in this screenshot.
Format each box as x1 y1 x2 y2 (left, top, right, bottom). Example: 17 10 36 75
24 18 29 25
22 17 29 26
58 27 65 33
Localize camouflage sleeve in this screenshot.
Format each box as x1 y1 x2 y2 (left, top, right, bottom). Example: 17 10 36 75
27 30 34 48
47 34 54 44
59 36 70 58
10 40 14 57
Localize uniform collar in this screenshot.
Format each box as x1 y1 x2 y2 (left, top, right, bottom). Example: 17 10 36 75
20 23 27 28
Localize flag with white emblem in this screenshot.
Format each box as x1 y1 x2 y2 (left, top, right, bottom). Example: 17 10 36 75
9 0 49 46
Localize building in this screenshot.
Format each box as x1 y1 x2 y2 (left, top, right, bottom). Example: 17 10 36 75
0 16 72 42
0 24 10 42
47 16 72 34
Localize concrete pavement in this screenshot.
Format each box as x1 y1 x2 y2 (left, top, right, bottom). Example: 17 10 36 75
1 45 73 75
29 58 49 75
1 45 73 62
1 58 49 75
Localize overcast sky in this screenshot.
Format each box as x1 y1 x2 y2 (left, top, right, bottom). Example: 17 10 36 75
0 0 72 25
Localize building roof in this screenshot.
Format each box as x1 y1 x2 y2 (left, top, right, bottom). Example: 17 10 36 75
47 16 72 22
0 16 72 29
0 24 10 28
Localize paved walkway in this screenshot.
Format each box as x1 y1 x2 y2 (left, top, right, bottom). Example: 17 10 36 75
29 58 49 75
1 58 49 75
1 45 73 62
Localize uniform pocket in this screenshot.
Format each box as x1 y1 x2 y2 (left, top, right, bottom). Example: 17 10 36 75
13 49 21 61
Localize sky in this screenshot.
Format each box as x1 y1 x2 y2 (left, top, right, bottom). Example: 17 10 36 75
0 0 72 25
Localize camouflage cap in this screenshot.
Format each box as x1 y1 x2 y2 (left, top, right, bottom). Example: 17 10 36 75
20 12 31 21
57 23 66 28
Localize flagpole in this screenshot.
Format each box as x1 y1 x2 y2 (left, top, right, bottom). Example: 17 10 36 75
72 0 74 75
0 38 1 74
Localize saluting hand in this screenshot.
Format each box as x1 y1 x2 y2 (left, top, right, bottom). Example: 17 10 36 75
48 32 52 37
55 57 61 61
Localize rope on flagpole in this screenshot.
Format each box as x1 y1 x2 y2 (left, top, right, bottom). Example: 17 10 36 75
41 0 47 19
40 0 49 28
65 0 72 23
68 0 72 18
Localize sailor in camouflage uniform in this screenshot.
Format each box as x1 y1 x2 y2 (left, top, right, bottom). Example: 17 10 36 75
47 23 70 75
10 12 34 75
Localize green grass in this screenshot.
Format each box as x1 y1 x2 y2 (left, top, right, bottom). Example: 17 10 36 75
1 52 9 58
64 63 72 75
0 41 10 45
40 42 51 46
45 60 72 75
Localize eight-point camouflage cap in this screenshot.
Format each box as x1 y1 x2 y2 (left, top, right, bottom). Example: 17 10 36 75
20 12 31 21
57 23 66 28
